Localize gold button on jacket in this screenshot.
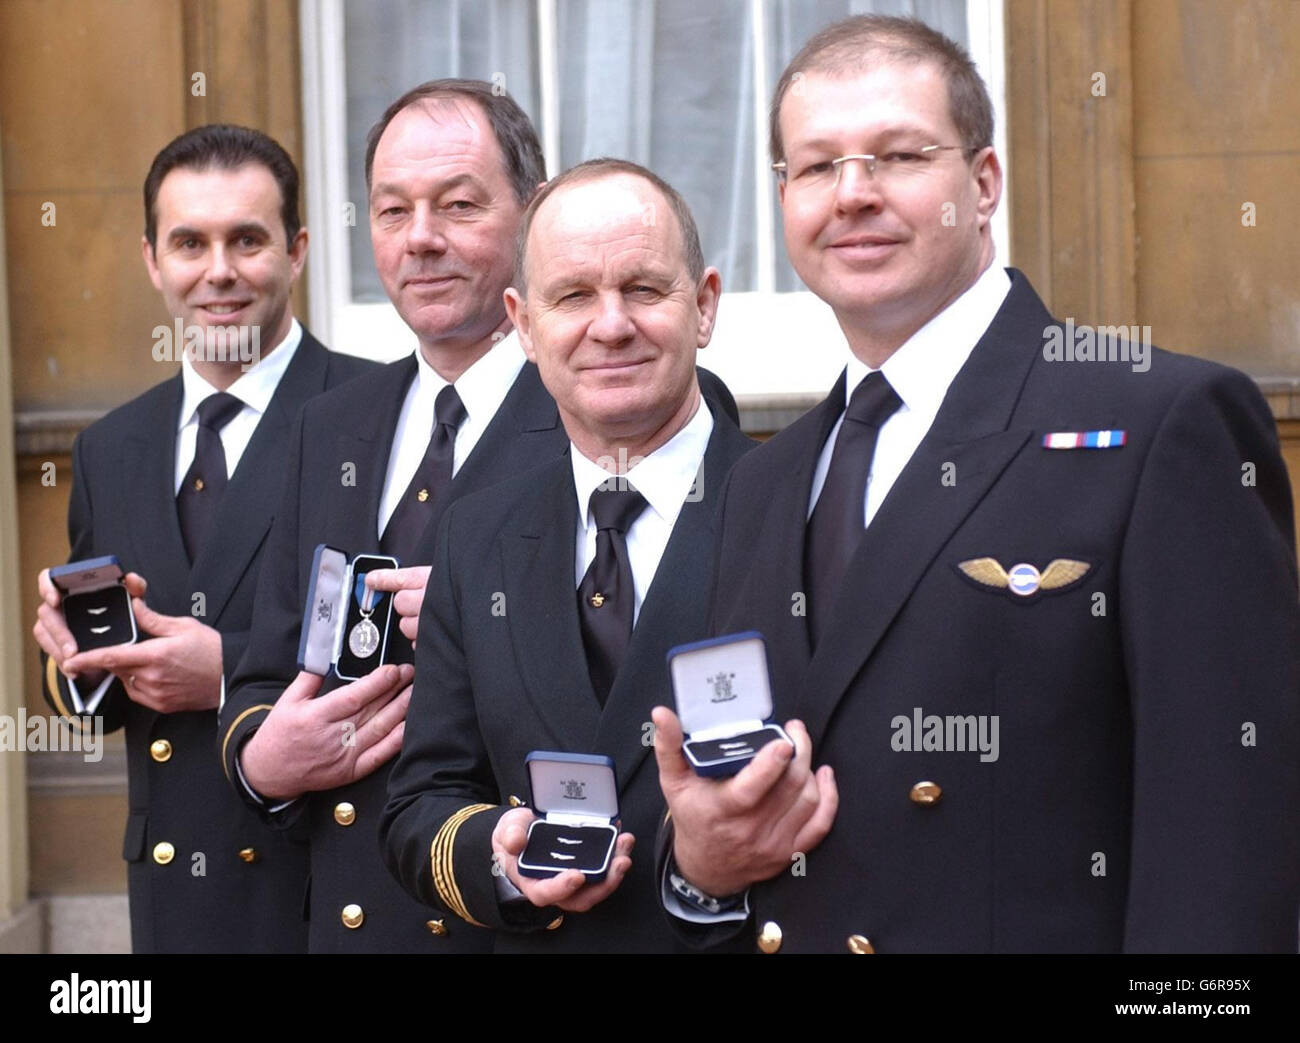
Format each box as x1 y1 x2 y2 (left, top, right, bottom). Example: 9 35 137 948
847 934 875 954
152 842 175 865
757 920 783 954
333 802 356 826
149 739 172 762
426 919 447 936
341 904 364 929
238 847 258 864
909 780 942 805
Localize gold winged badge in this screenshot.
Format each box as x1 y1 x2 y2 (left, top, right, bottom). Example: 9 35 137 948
957 557 1091 598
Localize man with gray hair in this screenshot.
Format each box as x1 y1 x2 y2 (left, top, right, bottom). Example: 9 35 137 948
381 158 753 952
221 84 737 951
654 14 1300 953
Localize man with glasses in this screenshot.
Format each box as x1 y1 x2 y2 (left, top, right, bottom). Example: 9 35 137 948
653 14 1300 953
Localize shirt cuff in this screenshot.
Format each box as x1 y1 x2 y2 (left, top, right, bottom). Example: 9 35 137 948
234 747 299 814
660 855 751 924
67 671 114 717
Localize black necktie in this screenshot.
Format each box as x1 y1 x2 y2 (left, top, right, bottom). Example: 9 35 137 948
804 372 902 646
577 483 648 707
176 392 244 562
380 383 467 561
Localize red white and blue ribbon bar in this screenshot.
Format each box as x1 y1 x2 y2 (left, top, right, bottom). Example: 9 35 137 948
1041 430 1127 449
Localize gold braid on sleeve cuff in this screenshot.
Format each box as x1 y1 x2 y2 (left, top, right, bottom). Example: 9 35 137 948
220 704 275 784
431 803 496 927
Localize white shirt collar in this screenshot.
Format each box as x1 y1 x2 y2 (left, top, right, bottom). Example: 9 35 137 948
570 396 715 529
412 329 526 425
844 264 1012 411
178 317 303 428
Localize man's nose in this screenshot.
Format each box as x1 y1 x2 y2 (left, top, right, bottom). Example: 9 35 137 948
205 243 236 283
832 156 885 215
588 292 636 344
406 202 448 254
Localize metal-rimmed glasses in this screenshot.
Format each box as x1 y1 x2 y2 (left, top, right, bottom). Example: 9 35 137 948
772 145 972 189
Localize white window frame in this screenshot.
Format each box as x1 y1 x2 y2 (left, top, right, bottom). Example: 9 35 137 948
300 0 1008 400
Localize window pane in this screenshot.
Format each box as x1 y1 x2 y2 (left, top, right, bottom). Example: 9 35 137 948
344 0 539 302
556 0 759 292
341 0 968 301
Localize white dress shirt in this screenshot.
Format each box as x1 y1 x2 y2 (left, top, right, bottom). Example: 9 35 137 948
569 398 714 625
376 331 526 540
808 264 1012 524
174 318 302 492
70 319 304 716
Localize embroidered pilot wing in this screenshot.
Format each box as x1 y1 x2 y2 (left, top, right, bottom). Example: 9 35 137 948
956 558 1009 588
956 557 1092 598
1038 559 1091 589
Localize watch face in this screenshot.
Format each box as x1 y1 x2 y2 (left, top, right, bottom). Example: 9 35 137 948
348 617 380 658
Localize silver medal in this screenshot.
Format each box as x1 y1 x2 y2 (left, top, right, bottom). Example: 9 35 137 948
348 617 380 658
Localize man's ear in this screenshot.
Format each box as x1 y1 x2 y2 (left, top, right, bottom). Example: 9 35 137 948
504 286 536 362
141 235 163 293
694 267 723 348
287 227 309 281
972 147 1002 230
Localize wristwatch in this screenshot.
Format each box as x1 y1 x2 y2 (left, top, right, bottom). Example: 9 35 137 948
667 855 748 916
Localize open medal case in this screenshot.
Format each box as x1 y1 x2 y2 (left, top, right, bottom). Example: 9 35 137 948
297 544 399 681
517 751 620 881
667 631 793 777
49 555 138 652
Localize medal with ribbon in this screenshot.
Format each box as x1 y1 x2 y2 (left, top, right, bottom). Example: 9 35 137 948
347 572 382 659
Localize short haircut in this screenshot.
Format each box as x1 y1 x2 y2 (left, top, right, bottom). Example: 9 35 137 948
513 157 706 295
364 78 546 207
143 124 301 250
769 14 994 166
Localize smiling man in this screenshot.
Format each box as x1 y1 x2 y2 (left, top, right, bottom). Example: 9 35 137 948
653 15 1300 953
380 159 752 952
33 124 374 952
220 83 738 953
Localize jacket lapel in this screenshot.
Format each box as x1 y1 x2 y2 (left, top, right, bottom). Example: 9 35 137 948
325 355 417 552
730 380 844 717
451 362 560 495
189 334 334 622
123 376 191 614
500 456 603 751
794 272 1049 743
596 417 755 793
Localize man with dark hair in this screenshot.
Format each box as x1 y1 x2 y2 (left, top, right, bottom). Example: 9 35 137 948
381 160 752 952
143 123 305 251
654 14 1300 953
33 123 373 952
220 84 739 952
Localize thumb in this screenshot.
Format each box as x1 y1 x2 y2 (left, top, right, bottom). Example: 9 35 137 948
283 670 325 703
130 596 183 636
498 808 534 855
123 572 148 599
650 705 691 785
